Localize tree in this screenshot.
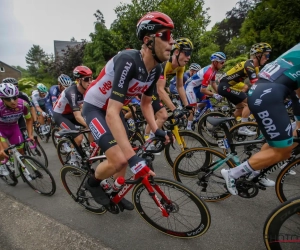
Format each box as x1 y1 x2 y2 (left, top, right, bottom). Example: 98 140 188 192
83 10 117 75
240 0 300 58
25 45 46 75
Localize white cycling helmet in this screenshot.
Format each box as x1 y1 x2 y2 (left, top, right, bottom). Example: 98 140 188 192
58 74 73 88
0 83 19 98
189 63 201 71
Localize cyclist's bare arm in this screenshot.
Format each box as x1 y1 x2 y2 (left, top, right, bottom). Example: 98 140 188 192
140 94 159 133
106 99 136 160
176 77 188 106
157 78 177 111
73 111 88 128
200 81 217 96
0 141 8 159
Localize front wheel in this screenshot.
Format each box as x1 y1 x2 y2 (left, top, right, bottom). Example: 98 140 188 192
263 196 300 250
132 177 211 238
164 130 209 168
60 165 106 214
24 137 48 168
18 155 56 196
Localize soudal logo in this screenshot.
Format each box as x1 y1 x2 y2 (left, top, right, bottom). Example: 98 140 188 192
99 81 112 94
128 82 149 93
118 62 133 88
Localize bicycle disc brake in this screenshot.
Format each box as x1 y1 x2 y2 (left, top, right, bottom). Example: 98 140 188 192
236 180 259 198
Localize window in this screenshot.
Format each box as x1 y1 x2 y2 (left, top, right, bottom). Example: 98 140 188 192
0 67 5 72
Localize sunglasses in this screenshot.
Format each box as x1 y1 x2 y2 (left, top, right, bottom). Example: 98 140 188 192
263 53 270 59
181 50 192 57
150 30 173 42
2 96 18 102
82 77 92 82
218 61 226 65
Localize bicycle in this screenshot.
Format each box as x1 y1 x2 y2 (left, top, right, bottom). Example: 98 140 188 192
34 113 55 143
263 196 300 250
173 116 300 202
0 139 56 195
59 130 211 238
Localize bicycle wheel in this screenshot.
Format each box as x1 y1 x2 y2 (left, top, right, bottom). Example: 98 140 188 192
173 147 235 201
60 165 106 214
224 122 264 162
164 130 209 168
56 138 78 166
276 158 300 203
132 177 210 238
18 155 56 196
51 126 60 148
197 111 235 146
128 131 145 148
263 196 300 250
25 138 49 168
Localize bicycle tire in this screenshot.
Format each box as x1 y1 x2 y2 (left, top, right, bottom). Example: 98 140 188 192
56 138 76 166
197 111 235 146
164 130 209 168
51 126 60 148
0 164 18 186
25 138 49 168
173 147 235 201
18 155 56 196
224 122 263 161
263 196 300 250
129 131 145 148
275 158 300 203
132 177 211 238
60 165 106 214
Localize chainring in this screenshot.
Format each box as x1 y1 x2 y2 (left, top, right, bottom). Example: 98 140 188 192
236 179 259 198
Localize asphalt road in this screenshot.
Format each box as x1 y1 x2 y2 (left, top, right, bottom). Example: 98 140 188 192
0 138 282 250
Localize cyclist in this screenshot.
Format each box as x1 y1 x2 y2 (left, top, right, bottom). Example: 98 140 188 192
169 63 201 94
53 66 92 153
221 43 300 195
82 11 173 209
2 77 38 130
144 37 193 140
218 42 272 136
184 52 225 130
0 83 33 175
31 83 53 134
49 74 73 105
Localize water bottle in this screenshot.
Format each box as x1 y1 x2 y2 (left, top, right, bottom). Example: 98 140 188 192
100 179 113 194
89 142 99 158
110 177 126 197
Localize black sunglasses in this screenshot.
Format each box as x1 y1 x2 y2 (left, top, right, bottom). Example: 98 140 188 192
181 50 192 57
2 96 18 102
82 77 92 82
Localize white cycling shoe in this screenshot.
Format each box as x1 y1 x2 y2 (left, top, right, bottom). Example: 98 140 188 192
238 127 257 136
221 169 238 195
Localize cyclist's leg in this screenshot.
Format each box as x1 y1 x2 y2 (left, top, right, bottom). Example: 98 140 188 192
221 82 295 194
83 102 132 208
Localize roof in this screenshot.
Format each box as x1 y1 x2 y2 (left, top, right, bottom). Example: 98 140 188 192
0 61 22 73
54 40 82 58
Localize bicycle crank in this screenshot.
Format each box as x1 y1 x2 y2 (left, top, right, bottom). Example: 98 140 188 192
236 180 259 198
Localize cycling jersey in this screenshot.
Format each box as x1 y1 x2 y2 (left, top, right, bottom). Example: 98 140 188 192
0 99 31 145
185 65 217 105
169 72 190 94
83 49 160 152
248 43 300 148
84 49 159 110
53 85 83 114
31 89 53 115
222 59 259 85
49 85 61 104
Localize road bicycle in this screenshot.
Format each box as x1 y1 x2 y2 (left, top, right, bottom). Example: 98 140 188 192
173 116 300 202
0 139 56 196
59 129 211 238
263 196 300 250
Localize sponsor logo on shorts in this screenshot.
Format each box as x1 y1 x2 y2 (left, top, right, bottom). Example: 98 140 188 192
89 118 106 140
60 122 70 130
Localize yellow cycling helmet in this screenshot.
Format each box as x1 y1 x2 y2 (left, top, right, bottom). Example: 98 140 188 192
250 42 272 55
173 37 194 51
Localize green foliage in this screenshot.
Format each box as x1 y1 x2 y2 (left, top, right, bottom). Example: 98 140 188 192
224 37 247 59
25 45 46 76
221 55 248 73
240 0 300 58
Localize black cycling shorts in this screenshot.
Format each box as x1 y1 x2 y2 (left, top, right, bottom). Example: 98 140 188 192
82 102 128 153
53 112 82 130
151 94 165 114
218 80 247 105
248 81 297 148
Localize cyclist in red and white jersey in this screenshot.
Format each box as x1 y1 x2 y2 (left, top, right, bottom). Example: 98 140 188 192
82 11 173 209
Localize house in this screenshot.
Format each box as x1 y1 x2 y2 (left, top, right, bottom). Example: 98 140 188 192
0 61 22 82
54 40 82 59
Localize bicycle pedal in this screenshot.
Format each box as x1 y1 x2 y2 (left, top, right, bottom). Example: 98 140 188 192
258 184 266 190
105 204 120 214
